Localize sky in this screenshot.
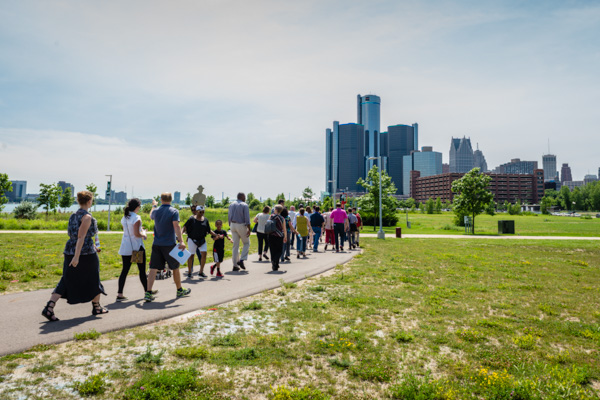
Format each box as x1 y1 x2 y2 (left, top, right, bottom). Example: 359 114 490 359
1 0 599 200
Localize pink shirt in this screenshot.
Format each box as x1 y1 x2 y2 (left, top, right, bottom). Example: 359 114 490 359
330 208 348 224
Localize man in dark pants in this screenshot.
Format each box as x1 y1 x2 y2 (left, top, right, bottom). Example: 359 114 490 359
309 206 325 252
330 203 348 252
145 192 191 302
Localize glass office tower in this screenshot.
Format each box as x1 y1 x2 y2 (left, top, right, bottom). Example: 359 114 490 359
357 94 381 173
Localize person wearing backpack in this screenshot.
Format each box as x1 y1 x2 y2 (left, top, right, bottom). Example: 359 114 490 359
267 204 287 271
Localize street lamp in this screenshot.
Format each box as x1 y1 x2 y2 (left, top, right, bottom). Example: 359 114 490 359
368 156 385 239
105 175 113 231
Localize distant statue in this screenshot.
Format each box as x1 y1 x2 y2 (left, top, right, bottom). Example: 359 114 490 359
192 185 207 207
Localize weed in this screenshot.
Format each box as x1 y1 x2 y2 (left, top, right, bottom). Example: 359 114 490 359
307 285 326 292
349 356 395 382
389 373 445 399
512 334 537 350
241 301 263 311
280 279 298 289
135 345 164 367
329 357 352 370
269 385 330 400
392 330 415 343
211 334 242 347
122 368 228 399
173 345 210 359
73 373 108 396
457 328 485 343
74 329 101 341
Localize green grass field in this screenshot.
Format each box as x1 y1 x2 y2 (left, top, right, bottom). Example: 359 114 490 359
0 233 257 293
1 238 598 399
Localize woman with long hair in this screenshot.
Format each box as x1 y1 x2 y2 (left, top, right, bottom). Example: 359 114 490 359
41 190 107 321
116 198 149 301
254 206 271 261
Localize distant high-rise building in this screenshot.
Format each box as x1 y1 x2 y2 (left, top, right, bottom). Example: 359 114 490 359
473 144 488 172
449 137 474 173
57 181 75 195
560 163 572 183
7 180 26 202
442 163 450 174
325 122 365 193
402 146 443 196
542 154 558 182
494 159 539 175
113 191 127 204
174 191 181 204
584 174 598 185
563 181 584 191
387 124 416 194
357 94 381 173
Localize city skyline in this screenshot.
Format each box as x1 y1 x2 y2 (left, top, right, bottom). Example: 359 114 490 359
1 1 600 199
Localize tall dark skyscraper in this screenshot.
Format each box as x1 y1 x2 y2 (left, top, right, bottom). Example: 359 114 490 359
357 94 381 173
387 124 416 194
326 122 365 193
449 137 474 173
561 163 572 183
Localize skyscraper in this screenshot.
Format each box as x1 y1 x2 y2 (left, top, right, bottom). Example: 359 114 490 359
449 137 474 173
7 180 26 202
473 144 488 172
357 94 381 172
325 121 365 193
402 147 443 195
542 154 557 182
387 124 416 195
560 163 572 183
494 159 538 175
57 181 75 195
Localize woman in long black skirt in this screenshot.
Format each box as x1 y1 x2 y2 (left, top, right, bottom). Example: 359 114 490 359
41 190 107 321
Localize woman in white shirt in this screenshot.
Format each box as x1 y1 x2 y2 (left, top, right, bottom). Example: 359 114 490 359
116 198 149 301
254 206 271 261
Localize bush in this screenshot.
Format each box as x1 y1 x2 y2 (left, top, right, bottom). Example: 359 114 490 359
13 201 37 220
173 346 210 359
269 385 330 400
359 213 398 227
74 373 108 396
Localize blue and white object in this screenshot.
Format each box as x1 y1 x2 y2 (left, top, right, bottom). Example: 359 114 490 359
169 246 192 265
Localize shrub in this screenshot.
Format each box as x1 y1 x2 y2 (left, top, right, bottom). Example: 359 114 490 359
136 345 164 366
173 346 210 359
392 330 415 343
268 385 330 400
74 373 108 396
123 368 227 400
74 329 101 341
13 201 37 220
241 301 263 311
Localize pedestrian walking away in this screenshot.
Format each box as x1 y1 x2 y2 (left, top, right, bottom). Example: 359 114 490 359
116 198 150 302
42 190 107 322
295 208 311 258
310 206 325 252
288 206 297 248
268 204 287 271
330 203 349 252
305 206 314 249
254 206 271 262
145 193 190 302
228 192 251 271
347 208 358 249
353 207 362 247
323 207 334 251
182 205 215 279
280 207 296 263
210 219 233 277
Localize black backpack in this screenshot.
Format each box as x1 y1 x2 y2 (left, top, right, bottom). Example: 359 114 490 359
264 218 277 235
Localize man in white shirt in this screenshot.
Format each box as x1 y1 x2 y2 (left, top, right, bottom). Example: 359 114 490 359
288 206 297 249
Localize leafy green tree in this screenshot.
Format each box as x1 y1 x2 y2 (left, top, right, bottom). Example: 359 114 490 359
38 183 62 215
302 187 314 202
435 197 442 213
276 193 286 202
425 198 434 214
540 195 556 215
185 193 192 206
571 187 584 211
558 185 571 211
248 198 261 210
247 193 256 203
322 196 333 211
0 173 13 212
206 195 215 208
59 186 73 211
451 168 494 234
485 201 496 216
86 183 98 205
356 166 398 228
219 196 230 208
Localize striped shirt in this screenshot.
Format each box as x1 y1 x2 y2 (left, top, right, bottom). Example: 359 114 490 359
228 200 250 226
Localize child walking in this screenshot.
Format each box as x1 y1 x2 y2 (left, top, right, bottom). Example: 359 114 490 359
210 220 233 278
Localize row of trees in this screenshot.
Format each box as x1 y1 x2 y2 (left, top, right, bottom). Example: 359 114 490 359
540 183 600 213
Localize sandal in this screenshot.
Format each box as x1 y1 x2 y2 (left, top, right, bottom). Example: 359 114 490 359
92 301 109 315
42 300 59 322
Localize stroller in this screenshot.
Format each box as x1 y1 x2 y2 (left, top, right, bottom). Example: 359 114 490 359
153 269 172 280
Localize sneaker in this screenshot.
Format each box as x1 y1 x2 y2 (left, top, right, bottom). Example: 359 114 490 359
324 244 328 251
199 272 207 278
216 270 224 277
284 257 290 261
116 296 128 302
258 257 262 262
144 292 155 302
150 289 159 295
210 264 216 275
184 270 193 277
233 266 240 271
238 260 246 270
263 253 269 260
176 287 191 298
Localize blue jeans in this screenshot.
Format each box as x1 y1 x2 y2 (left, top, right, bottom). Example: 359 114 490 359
297 235 307 253
312 227 322 250
281 231 291 261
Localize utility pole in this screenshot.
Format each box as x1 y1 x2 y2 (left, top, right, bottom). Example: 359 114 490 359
105 175 112 231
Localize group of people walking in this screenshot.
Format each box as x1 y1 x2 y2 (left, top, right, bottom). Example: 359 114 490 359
41 191 361 322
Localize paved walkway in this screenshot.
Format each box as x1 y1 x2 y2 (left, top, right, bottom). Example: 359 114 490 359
0 248 357 357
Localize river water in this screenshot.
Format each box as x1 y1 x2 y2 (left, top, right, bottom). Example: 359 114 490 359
1 203 126 213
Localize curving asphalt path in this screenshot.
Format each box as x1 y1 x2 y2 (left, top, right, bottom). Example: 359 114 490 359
0 248 356 357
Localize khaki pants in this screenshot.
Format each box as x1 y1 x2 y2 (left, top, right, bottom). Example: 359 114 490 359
231 222 250 266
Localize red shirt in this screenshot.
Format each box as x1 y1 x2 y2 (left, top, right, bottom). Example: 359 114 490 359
355 213 362 227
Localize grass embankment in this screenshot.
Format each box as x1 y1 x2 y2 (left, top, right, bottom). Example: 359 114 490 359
0 233 258 294
0 208 231 231
1 238 599 399
3 209 600 237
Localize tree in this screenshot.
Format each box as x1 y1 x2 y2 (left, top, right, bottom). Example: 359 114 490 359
276 193 286 202
206 195 215 208
59 186 73 211
302 187 314 202
86 183 98 205
435 197 442 213
451 168 494 234
485 200 496 216
356 166 398 228
247 193 256 203
0 173 13 212
426 198 435 214
38 183 62 215
322 196 333 212
185 193 192 206
248 198 261 210
558 185 572 211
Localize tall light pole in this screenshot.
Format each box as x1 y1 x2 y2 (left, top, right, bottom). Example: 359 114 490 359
368 156 385 239
105 175 112 231
327 180 336 208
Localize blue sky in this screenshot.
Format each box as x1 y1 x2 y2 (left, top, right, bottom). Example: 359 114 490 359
1 0 599 199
